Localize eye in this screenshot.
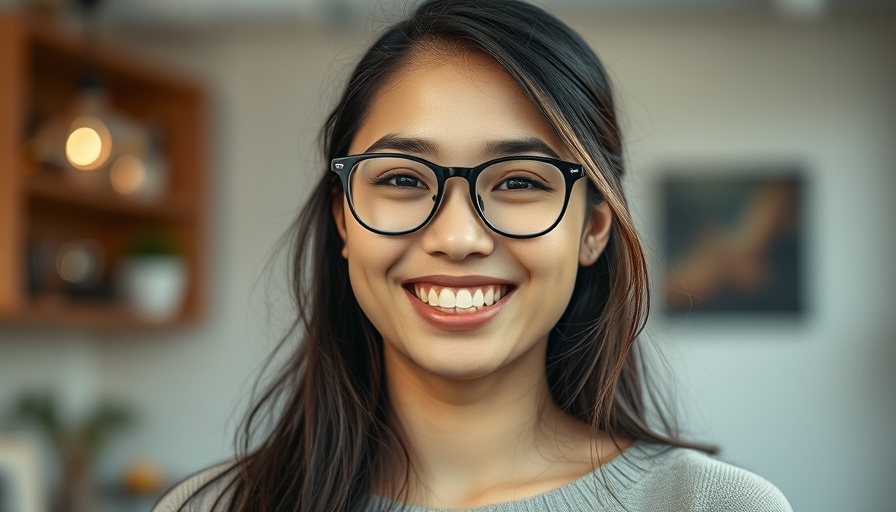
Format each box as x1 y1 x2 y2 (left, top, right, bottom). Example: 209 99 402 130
494 176 551 192
372 172 429 189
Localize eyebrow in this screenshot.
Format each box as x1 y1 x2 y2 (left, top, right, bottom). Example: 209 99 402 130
364 134 438 155
483 137 560 159
363 134 561 159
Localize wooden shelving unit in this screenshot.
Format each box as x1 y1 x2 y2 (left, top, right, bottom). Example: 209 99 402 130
0 11 206 329
25 173 191 221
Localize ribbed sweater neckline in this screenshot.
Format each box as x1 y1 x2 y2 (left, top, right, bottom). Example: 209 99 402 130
368 440 670 511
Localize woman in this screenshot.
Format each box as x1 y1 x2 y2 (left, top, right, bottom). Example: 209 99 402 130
156 0 791 510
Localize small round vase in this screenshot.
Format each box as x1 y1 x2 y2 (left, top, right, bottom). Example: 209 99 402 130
120 256 187 321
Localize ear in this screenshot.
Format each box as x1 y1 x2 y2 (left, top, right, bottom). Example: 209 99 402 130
332 192 349 259
579 202 612 267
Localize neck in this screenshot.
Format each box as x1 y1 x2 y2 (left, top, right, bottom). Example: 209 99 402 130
382 340 600 508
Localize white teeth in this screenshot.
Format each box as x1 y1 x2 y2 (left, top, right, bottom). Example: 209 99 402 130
456 289 473 308
439 288 456 308
472 289 484 307
413 284 509 310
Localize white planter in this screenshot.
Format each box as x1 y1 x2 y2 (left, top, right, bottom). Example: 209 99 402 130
119 256 187 321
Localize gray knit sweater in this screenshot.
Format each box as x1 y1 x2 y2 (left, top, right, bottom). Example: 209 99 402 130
153 441 792 511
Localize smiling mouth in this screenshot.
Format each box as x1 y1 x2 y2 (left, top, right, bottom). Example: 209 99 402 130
408 284 512 314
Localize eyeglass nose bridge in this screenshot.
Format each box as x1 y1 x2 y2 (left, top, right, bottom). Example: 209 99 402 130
430 165 487 221
441 166 477 179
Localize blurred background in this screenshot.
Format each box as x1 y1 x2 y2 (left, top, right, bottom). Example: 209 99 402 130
0 0 894 511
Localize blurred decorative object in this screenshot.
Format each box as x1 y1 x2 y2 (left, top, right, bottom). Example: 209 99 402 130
25 0 154 192
109 153 144 194
23 0 171 201
64 108 112 171
661 169 804 315
11 391 134 512
28 235 117 303
119 231 187 321
93 458 168 511
55 239 104 289
108 127 169 201
122 459 165 495
29 72 153 194
0 435 46 512
61 80 112 173
0 7 206 328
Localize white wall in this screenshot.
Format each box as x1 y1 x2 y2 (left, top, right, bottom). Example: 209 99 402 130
571 16 896 512
1 11 894 512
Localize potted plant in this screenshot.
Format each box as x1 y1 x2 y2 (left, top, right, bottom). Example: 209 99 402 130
119 230 187 321
11 391 135 512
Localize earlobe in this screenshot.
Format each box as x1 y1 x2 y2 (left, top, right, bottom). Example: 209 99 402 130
332 192 349 259
579 202 612 267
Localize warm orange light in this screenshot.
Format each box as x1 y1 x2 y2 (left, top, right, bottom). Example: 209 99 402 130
65 116 112 170
110 153 145 195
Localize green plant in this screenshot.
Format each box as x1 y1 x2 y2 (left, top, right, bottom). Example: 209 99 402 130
12 390 135 462
126 229 180 257
10 391 136 512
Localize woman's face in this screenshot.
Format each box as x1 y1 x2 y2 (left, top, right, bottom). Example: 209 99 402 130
334 51 611 381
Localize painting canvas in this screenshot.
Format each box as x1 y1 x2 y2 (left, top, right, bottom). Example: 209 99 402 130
661 170 804 315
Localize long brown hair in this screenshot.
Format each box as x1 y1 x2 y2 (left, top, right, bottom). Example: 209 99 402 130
185 0 712 510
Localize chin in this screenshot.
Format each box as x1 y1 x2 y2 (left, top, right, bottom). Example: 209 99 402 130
404 343 514 381
395 345 506 380
383 331 546 382
420 360 499 381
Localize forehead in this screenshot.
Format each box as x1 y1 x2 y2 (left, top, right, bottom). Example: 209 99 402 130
349 50 568 163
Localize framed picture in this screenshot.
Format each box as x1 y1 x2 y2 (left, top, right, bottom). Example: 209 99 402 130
0 436 45 512
661 169 804 315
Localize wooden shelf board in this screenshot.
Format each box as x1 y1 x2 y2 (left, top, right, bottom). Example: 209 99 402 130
0 296 193 330
22 13 203 94
26 174 189 222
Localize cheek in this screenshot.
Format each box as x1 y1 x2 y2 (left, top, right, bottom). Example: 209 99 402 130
521 201 588 311
344 213 406 261
528 233 581 290
505 239 580 361
344 221 407 320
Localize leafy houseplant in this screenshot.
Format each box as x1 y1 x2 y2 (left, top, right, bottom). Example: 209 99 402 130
119 230 187 321
12 391 135 512
126 230 180 257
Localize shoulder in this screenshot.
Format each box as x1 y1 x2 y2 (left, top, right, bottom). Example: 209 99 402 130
152 462 236 512
629 443 792 512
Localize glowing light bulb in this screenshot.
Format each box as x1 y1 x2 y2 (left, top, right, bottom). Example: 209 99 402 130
65 116 112 170
111 153 146 195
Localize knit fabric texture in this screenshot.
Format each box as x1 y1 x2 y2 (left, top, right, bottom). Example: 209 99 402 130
153 441 792 511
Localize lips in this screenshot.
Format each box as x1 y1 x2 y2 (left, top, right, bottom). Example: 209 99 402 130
401 276 515 329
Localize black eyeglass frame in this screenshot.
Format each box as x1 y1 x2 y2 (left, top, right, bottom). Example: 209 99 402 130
331 152 586 239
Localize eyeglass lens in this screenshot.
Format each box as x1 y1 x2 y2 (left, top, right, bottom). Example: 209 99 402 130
348 156 567 236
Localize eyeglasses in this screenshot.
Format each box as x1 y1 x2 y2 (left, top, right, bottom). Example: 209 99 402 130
331 153 585 238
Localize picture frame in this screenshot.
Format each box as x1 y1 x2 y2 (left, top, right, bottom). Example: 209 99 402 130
660 168 804 316
0 436 45 512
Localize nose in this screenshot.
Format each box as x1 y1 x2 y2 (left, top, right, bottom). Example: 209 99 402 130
420 178 494 260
